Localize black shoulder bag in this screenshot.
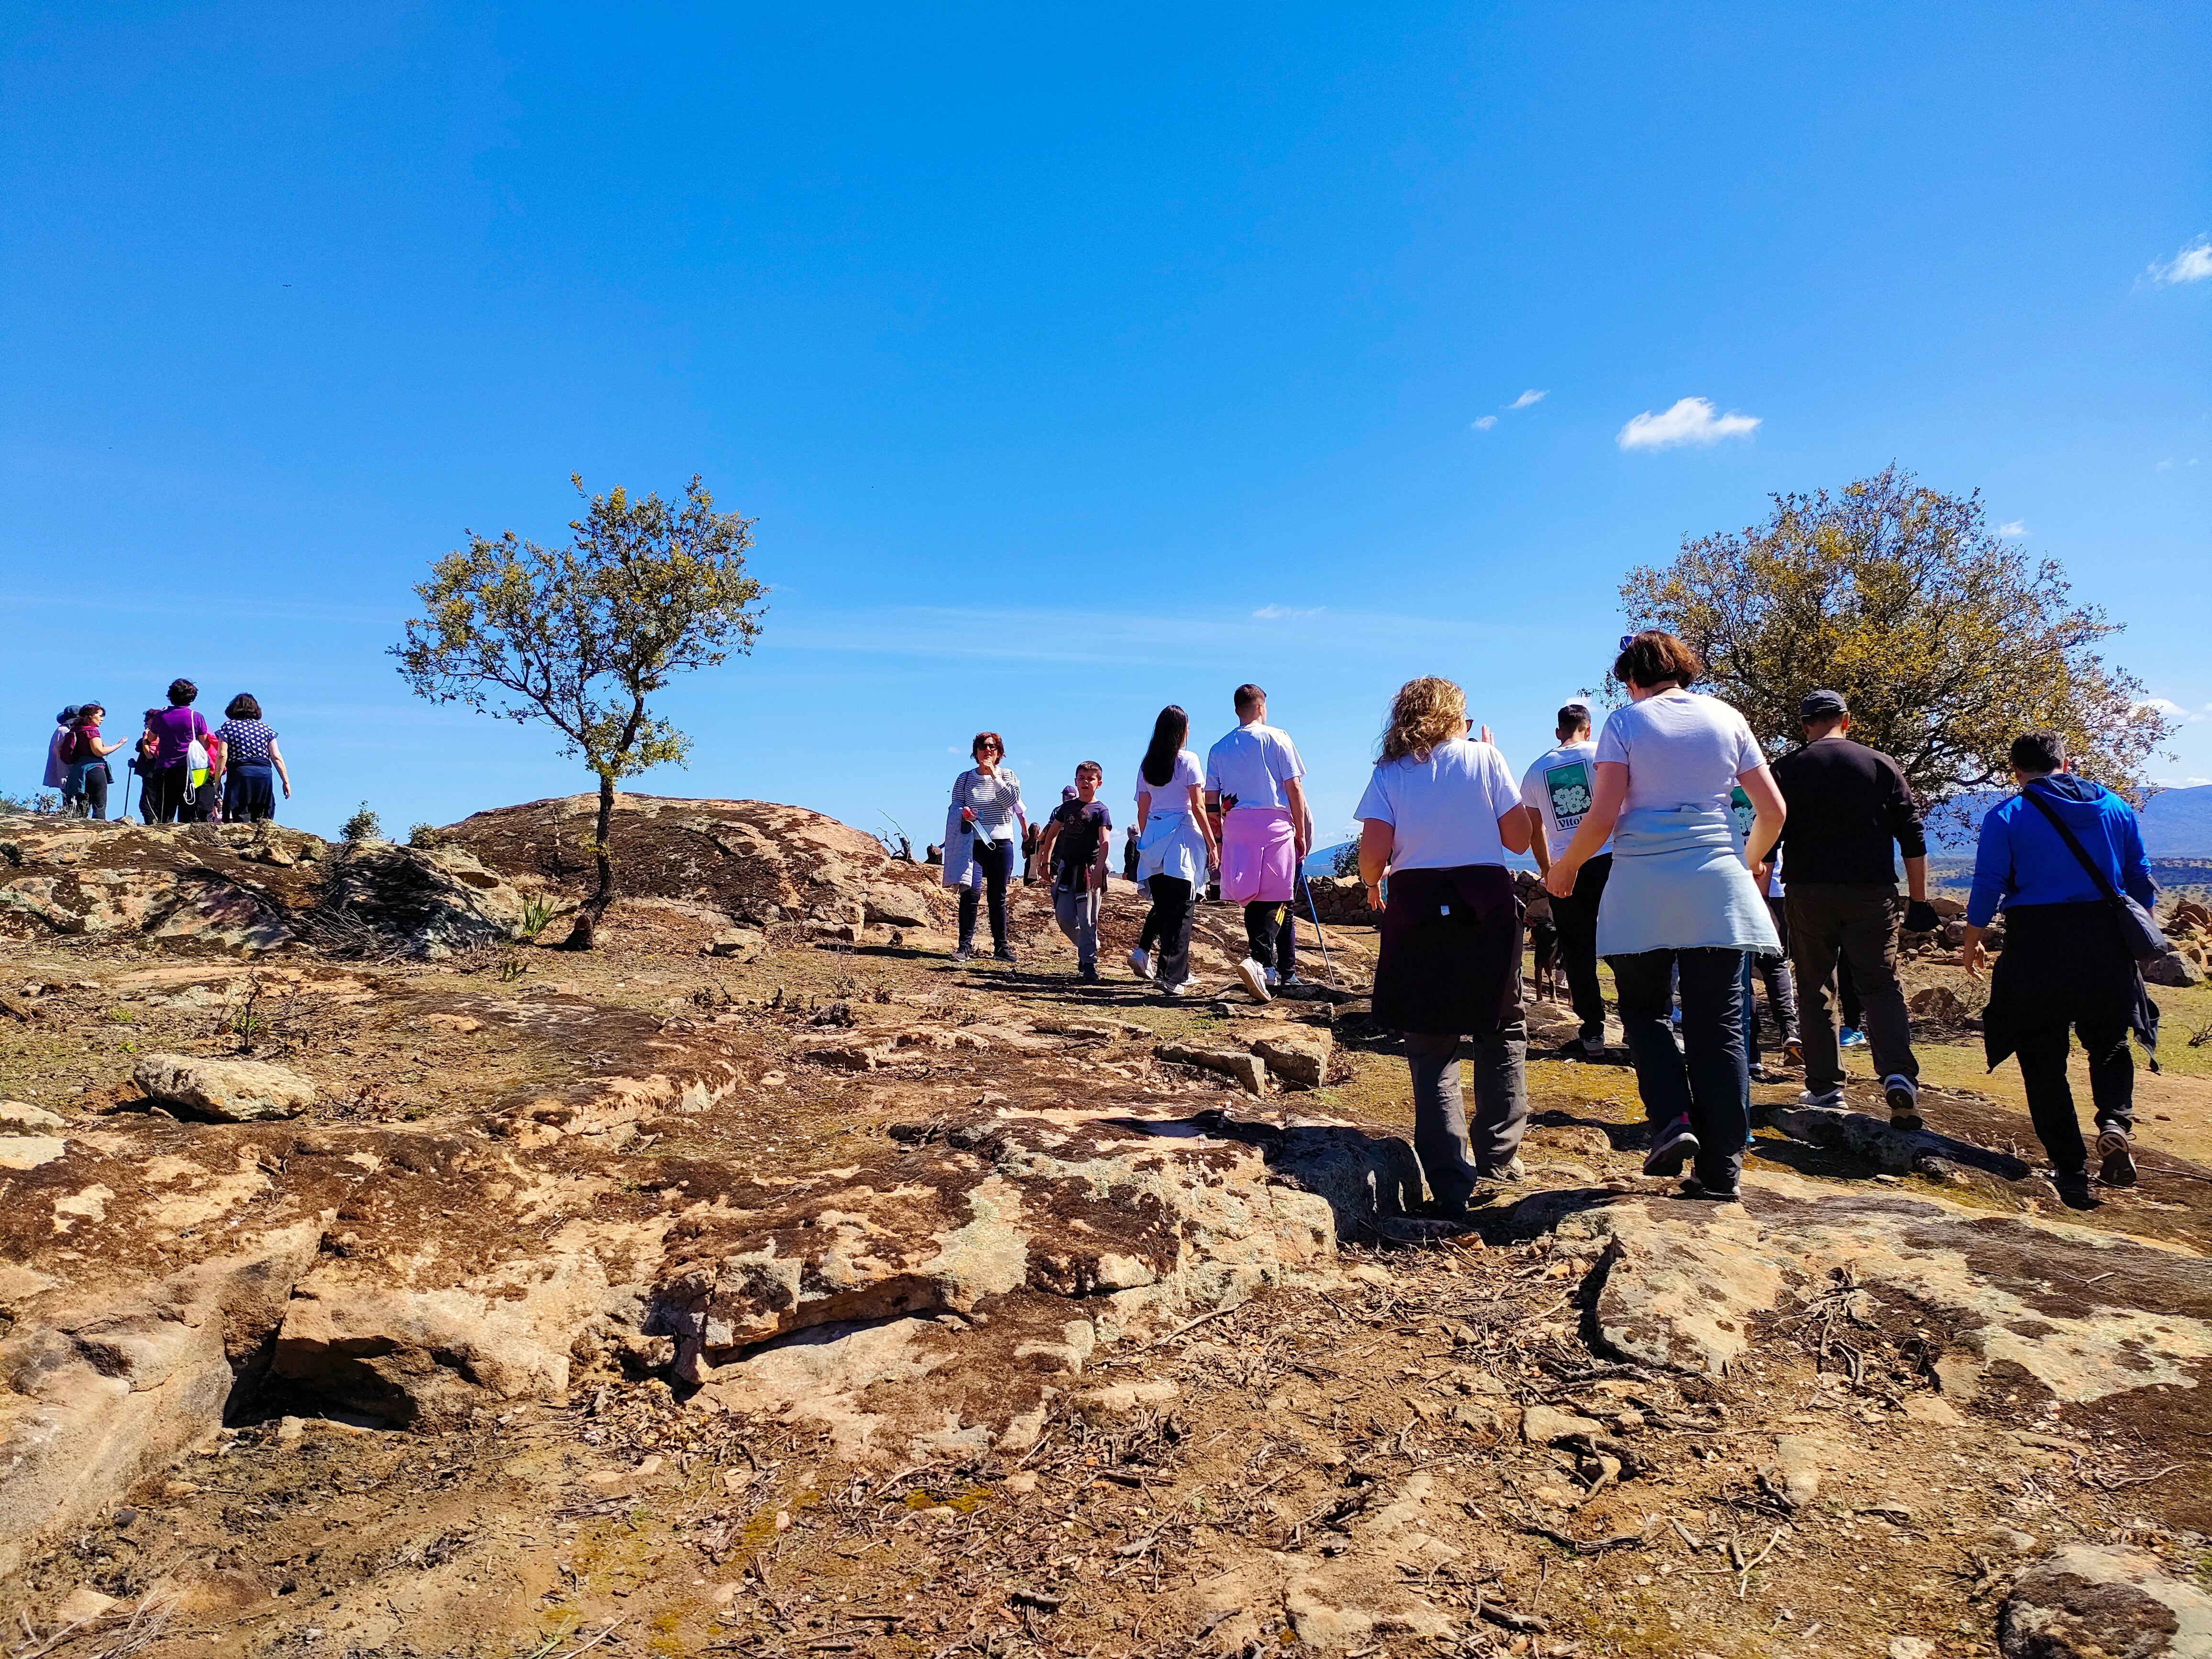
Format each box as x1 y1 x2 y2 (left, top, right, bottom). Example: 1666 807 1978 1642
2018 787 2169 966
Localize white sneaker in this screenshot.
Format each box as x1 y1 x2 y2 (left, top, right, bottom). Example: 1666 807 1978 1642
1128 947 1154 981
1237 958 1272 1002
1160 979 1190 998
1796 1086 1844 1109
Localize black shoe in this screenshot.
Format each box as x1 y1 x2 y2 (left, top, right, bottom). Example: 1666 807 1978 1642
2096 1128 2137 1188
1885 1075 1923 1133
994 947 1017 963
1676 1177 1741 1202
951 943 975 962
2054 1169 2100 1211
1078 964 1101 984
1643 1117 1699 1179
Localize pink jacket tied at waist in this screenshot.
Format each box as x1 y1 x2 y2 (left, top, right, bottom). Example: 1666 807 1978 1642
1219 804 1296 905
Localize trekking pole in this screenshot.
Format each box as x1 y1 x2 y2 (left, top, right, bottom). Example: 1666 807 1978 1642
1299 873 1338 989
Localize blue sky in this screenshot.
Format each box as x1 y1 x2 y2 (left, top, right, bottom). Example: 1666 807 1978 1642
4 3 2208 847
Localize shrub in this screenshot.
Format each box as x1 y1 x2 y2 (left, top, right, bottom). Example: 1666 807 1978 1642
408 821 446 849
341 803 382 842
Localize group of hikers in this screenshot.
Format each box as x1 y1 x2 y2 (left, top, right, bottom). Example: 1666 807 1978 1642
944 636 2161 1214
42 679 292 826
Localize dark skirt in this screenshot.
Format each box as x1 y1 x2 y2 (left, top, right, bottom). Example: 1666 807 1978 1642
1984 900 2157 1071
1371 863 1522 1037
224 764 278 823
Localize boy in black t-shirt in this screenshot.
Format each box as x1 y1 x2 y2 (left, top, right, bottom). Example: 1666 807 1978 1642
1038 763 1113 984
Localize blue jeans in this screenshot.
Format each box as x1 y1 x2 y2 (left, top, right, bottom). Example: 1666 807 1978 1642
1609 947 1750 1191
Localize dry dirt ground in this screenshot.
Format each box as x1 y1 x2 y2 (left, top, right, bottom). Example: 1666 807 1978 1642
1 799 2209 1659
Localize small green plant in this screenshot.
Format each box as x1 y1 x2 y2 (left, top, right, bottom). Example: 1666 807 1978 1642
108 1008 132 1024
498 950 528 984
518 894 558 940
341 803 382 842
1329 840 1360 879
408 821 446 849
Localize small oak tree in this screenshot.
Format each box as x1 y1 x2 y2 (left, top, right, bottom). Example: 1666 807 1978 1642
394 475 765 948
1621 465 2175 821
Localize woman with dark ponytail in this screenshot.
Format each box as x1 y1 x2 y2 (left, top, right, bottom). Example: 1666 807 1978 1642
1128 706 1217 995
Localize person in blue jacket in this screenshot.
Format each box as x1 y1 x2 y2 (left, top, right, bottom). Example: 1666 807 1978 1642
1960 730 2156 1208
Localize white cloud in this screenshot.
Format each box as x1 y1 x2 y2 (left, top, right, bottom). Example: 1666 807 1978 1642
1507 389 1547 409
2154 776 2212 788
1616 397 1761 452
1252 604 1325 621
1997 520 2027 537
2146 237 2212 285
1471 415 1497 431
2140 696 2208 723
2168 457 2208 470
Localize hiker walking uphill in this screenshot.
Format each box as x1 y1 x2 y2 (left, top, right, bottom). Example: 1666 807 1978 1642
942 732 1028 963
1357 676 1534 1216
1522 701 1611 1056
1544 631 1784 1202
1206 684 1310 1003
1036 765 1113 983
1130 706 1218 997
1964 730 2158 1210
1769 689 1941 1129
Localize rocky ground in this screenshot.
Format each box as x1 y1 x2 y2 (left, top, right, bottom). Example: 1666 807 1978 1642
1 795 2210 1659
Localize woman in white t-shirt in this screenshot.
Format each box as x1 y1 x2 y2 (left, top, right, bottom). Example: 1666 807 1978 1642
1543 632 1784 1200
942 730 1028 962
1129 706 1218 995
1354 677 1535 1216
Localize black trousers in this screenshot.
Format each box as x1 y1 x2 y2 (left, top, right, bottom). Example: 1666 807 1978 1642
1276 904 1299 978
1549 853 1611 1040
1610 947 1750 1193
1243 901 1287 970
2015 1017 2134 1173
1143 875 1196 986
145 763 204 824
956 839 1014 950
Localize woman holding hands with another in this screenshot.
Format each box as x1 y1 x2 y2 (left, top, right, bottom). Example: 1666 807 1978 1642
1543 631 1784 1201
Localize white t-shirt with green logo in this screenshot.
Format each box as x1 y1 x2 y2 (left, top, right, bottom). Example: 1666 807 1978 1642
1521 741 1612 857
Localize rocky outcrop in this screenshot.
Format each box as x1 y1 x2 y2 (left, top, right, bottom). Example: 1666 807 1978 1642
0 818 313 952
310 838 530 959
1999 1545 2212 1658
434 794 948 930
134 1053 317 1121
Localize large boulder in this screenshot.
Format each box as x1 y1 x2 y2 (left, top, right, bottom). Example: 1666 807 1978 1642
134 1053 317 1121
1999 1545 2212 1658
0 817 308 952
433 794 946 929
312 838 528 959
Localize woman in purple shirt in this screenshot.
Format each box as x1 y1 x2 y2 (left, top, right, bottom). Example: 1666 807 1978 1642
142 678 214 825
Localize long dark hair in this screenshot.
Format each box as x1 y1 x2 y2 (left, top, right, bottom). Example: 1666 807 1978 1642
1140 706 1188 789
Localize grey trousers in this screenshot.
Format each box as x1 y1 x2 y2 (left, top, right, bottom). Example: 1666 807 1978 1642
1788 882 1918 1093
1404 1023 1530 1208
1053 885 1103 967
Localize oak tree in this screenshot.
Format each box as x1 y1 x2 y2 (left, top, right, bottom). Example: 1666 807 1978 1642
394 475 765 948
1621 466 2175 822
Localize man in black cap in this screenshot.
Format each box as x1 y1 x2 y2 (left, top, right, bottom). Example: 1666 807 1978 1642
1769 690 1942 1128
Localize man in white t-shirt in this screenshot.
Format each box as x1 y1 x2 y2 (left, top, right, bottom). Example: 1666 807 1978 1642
1521 702 1611 1056
1206 684 1310 1002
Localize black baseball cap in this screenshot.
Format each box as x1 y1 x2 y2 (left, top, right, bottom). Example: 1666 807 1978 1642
1800 689 1848 720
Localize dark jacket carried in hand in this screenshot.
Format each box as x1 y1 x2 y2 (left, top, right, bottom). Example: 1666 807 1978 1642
1770 735 1927 884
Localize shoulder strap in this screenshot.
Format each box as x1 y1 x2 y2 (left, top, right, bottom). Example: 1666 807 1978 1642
2019 786 2121 904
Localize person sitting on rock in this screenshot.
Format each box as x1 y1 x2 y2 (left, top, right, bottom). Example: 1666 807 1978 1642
1962 730 2157 1208
1357 676 1534 1217
1130 706 1217 996
1206 684 1310 1004
1543 632 1784 1202
1037 766 1113 984
942 731 1027 963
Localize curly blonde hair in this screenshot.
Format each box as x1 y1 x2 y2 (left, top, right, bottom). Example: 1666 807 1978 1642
1379 676 1467 763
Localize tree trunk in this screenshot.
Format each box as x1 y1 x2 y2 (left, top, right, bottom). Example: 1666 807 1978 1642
564 774 618 950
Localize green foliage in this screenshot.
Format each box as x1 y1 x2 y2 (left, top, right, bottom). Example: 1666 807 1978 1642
391 474 765 789
1622 465 2176 815
517 894 558 940
408 821 446 849
1328 841 1360 879
341 803 382 842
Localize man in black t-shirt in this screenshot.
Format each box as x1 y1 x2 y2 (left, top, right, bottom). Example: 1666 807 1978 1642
1770 690 1943 1130
1038 763 1114 984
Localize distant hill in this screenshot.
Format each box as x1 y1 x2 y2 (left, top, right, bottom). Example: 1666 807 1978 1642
2144 785 2212 858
